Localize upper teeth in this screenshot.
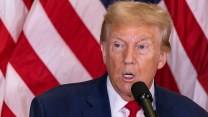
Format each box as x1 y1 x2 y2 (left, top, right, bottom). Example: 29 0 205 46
124 74 134 78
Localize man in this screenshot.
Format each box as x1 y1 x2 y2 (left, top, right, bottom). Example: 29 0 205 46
30 1 208 117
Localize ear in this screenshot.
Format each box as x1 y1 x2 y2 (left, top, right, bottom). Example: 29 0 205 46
157 51 168 69
100 42 107 64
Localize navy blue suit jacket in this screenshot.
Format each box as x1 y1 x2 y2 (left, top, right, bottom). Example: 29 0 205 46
30 74 208 117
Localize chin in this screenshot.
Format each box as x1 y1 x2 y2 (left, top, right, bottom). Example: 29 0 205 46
120 87 131 95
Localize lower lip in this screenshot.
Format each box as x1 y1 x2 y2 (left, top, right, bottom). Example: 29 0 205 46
122 76 134 82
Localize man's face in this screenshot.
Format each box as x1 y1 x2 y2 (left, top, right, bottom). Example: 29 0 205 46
101 24 167 101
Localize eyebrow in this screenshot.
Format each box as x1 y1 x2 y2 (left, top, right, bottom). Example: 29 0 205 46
111 35 153 43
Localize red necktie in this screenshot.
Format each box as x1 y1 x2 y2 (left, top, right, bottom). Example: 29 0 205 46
125 101 141 117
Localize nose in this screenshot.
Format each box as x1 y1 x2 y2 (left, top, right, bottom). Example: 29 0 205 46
124 47 135 65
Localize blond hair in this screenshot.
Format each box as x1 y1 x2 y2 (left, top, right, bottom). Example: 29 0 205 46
100 1 172 52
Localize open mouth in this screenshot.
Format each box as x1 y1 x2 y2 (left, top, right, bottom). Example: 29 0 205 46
123 73 134 79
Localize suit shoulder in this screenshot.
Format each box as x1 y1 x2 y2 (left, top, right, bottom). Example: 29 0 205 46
156 86 196 105
30 75 108 117
156 86 187 100
156 85 208 116
37 77 104 101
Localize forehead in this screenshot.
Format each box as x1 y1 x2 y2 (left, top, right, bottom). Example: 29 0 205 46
108 24 161 43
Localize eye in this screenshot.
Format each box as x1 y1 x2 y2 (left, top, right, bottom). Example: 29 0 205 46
138 45 145 49
114 43 121 48
137 44 147 49
137 43 149 54
112 42 125 52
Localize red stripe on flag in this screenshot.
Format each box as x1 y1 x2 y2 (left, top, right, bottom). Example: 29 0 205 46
23 0 33 10
1 102 15 117
10 32 60 96
0 19 16 76
164 0 208 94
155 64 180 93
40 0 106 78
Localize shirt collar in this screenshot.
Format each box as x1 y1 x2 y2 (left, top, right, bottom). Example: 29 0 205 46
107 76 156 114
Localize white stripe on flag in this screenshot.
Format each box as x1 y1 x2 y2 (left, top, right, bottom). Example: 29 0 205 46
0 71 5 116
4 63 34 117
69 0 106 42
168 27 208 110
159 0 208 110
193 80 208 110
168 27 197 98
186 0 208 39
24 0 92 84
0 0 28 41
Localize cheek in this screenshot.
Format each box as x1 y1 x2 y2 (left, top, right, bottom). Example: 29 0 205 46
147 55 160 69
107 54 121 68
138 57 158 87
107 47 124 63
137 53 160 75
105 49 124 72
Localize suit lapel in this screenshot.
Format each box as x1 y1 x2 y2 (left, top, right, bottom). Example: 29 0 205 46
81 76 175 117
154 84 173 117
82 74 111 117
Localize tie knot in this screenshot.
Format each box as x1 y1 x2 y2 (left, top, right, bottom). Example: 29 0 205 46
125 101 141 117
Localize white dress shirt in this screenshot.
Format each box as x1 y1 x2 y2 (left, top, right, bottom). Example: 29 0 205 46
107 76 156 117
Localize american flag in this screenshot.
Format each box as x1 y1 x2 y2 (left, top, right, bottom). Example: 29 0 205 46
0 0 207 116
